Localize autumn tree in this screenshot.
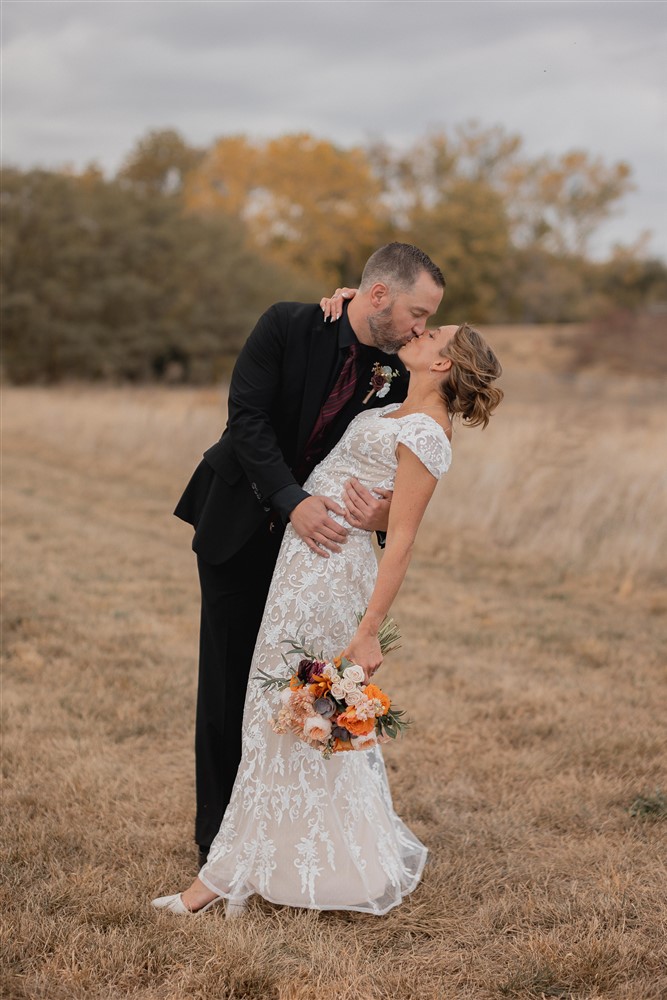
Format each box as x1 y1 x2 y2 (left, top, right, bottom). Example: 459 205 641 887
184 133 386 285
368 130 512 320
2 125 662 384
370 124 638 322
1 165 310 382
118 128 204 196
506 150 633 257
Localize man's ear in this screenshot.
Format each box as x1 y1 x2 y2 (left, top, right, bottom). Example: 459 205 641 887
368 282 389 309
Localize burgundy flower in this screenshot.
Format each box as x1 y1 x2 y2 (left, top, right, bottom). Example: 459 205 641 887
297 658 327 684
363 362 400 404
297 658 315 683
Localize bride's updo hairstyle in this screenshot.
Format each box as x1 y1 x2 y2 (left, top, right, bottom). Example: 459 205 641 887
438 323 503 429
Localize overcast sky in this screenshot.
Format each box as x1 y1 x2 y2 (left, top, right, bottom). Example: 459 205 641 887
2 0 666 259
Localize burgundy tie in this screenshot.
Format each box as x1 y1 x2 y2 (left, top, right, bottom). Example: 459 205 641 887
298 343 360 476
317 342 360 427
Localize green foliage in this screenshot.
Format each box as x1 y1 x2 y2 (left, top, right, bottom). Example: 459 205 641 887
255 669 291 692
117 128 204 196
376 707 411 739
355 611 402 655
1 162 316 383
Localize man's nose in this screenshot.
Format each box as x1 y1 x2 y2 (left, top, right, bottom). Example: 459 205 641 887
413 319 427 334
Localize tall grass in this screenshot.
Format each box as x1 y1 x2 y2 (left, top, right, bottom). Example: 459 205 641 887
5 368 665 584
2 345 666 999
420 369 666 584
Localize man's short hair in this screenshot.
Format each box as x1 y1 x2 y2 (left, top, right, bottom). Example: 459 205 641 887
359 242 445 294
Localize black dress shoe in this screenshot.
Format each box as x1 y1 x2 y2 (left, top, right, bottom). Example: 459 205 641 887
198 846 210 869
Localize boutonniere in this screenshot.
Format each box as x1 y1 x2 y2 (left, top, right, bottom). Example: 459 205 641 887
363 362 401 404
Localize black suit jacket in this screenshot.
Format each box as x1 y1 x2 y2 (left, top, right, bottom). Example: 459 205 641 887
174 301 408 564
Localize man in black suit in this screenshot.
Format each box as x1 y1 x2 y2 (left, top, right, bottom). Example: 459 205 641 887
175 243 445 864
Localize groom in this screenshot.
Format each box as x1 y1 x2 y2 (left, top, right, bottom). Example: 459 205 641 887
175 243 445 864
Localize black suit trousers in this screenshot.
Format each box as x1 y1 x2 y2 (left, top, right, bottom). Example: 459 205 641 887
194 524 282 849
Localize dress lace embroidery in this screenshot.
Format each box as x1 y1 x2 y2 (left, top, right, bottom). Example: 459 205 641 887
200 404 451 914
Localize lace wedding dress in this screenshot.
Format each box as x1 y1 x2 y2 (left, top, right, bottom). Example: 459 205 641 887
199 403 451 915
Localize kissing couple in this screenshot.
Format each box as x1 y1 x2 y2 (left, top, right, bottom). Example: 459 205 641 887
153 242 503 917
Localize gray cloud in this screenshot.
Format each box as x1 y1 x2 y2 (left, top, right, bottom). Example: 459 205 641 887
2 0 666 257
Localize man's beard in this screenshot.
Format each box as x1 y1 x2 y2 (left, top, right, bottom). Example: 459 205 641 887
367 304 407 355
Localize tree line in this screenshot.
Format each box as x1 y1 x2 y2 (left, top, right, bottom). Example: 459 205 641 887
2 125 665 382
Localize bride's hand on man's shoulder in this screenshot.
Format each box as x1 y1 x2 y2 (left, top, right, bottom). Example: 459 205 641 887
343 631 383 683
320 287 358 322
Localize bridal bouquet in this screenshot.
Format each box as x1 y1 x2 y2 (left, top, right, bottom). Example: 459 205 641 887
257 615 409 758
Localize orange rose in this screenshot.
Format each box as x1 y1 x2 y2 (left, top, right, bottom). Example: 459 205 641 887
333 738 355 753
309 675 332 698
337 708 376 736
289 675 303 691
363 684 390 715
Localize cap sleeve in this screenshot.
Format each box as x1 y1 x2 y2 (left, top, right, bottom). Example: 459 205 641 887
396 414 452 479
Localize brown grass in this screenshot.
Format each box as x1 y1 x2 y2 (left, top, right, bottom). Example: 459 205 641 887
2 332 667 999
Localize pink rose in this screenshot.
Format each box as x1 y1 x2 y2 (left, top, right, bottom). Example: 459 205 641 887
344 689 363 706
350 732 377 751
342 664 365 684
303 716 332 742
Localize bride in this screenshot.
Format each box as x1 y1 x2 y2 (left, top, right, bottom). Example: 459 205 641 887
153 311 503 917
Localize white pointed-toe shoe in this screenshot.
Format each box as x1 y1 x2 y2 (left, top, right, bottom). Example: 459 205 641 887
151 892 223 915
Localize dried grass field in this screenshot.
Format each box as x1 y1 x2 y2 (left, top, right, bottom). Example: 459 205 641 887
2 325 667 999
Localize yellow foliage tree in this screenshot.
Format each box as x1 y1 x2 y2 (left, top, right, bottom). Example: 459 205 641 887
371 130 513 320
183 135 260 218
184 133 386 285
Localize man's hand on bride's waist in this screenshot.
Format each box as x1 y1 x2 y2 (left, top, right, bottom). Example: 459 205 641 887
289 495 348 558
343 478 393 534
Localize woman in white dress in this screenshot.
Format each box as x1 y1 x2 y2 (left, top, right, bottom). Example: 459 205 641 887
153 318 503 917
